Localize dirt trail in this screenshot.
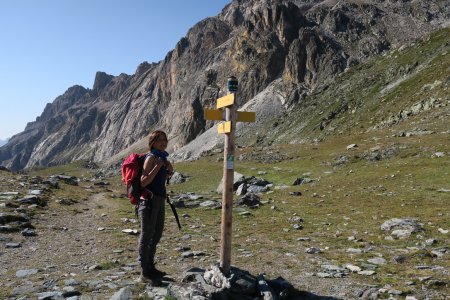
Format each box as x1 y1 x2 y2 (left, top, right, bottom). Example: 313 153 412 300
0 191 137 299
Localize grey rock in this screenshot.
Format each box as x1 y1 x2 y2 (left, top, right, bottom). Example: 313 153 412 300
22 228 37 236
121 229 138 235
344 264 361 272
6 242 21 248
169 172 189 184
94 181 109 186
426 279 447 287
246 184 267 194
51 175 79 186
237 193 261 207
0 236 12 242
199 200 220 208
0 191 19 196
288 216 303 223
321 264 347 273
358 270 376 276
110 287 132 300
246 177 271 187
358 287 379 299
306 247 322 254
16 268 39 277
64 278 81 286
236 183 247 196
217 172 245 194
0 213 29 224
170 198 185 208
317 272 332 278
17 195 42 205
238 211 252 217
232 276 256 295
293 224 303 230
391 229 413 239
182 251 194 258
388 289 403 295
367 257 387 265
346 248 363 254
55 198 78 205
182 267 206 283
360 263 378 270
393 255 408 264
42 279 58 290
293 177 314 185
381 218 424 238
42 179 59 189
425 238 437 245
186 193 203 200
36 291 63 299
29 189 44 195
11 283 41 296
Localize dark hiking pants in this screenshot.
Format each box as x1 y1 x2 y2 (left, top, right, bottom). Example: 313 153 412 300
138 195 165 276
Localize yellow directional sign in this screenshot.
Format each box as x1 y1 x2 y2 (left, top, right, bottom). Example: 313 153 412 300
218 121 232 134
237 111 256 122
204 109 224 121
216 94 235 109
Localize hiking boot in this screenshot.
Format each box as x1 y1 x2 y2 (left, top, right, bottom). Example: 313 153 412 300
137 274 162 286
150 267 167 277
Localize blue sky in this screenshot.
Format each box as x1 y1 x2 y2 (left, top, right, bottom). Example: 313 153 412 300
0 0 230 140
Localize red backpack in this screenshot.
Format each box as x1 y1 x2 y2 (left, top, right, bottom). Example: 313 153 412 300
121 153 152 205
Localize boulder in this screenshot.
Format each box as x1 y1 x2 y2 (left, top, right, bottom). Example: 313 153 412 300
217 172 245 194
381 218 424 238
169 172 189 184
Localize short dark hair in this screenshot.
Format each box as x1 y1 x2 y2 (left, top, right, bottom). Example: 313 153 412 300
148 130 167 150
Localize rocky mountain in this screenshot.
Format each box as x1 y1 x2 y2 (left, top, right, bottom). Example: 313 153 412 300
0 139 7 147
1 0 449 171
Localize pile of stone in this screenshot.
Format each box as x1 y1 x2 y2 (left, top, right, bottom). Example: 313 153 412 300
166 265 297 300
217 172 273 196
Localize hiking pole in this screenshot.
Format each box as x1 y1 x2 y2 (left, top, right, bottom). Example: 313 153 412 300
166 175 182 230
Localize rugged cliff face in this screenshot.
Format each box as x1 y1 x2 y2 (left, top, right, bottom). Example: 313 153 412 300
1 0 448 170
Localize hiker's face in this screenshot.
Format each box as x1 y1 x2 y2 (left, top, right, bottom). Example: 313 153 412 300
153 135 168 151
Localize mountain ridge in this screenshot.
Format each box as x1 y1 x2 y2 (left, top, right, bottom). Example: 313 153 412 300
1 0 449 171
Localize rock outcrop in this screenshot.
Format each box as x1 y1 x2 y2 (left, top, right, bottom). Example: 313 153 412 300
1 0 449 170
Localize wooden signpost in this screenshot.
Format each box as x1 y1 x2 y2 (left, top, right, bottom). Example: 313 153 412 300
203 76 256 276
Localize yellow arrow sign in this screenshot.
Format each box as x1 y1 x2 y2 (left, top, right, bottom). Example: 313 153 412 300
237 111 256 122
216 94 235 109
204 109 224 121
218 121 232 134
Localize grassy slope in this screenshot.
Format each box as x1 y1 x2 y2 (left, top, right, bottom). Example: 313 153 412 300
271 27 450 143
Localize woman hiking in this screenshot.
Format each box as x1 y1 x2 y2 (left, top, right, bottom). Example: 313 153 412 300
138 130 173 285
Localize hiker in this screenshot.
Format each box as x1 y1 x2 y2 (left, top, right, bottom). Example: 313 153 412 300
138 130 173 285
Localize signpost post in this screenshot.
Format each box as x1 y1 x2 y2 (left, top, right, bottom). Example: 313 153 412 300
204 76 256 276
